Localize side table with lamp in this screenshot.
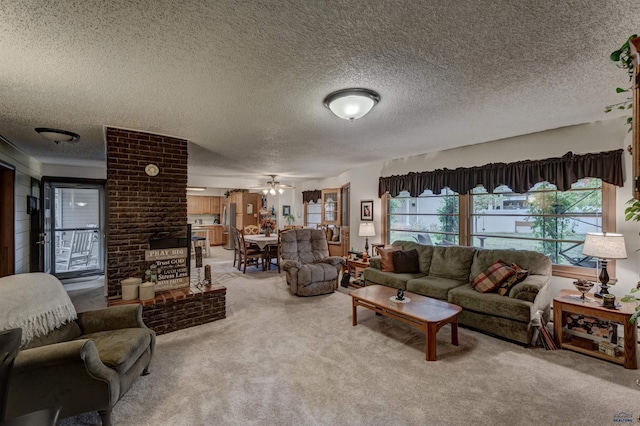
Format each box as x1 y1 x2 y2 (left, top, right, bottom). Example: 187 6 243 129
581 232 627 298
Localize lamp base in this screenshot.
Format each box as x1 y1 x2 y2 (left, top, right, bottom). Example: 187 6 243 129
594 283 611 299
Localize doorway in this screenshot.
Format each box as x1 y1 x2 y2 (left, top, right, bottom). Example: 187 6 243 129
43 178 106 279
0 160 15 277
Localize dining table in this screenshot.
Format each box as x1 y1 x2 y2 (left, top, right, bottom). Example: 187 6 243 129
243 234 279 270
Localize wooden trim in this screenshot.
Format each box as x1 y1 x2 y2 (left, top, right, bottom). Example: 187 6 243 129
631 37 640 200
0 162 15 277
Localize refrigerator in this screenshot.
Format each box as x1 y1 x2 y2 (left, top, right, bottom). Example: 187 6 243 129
223 203 236 250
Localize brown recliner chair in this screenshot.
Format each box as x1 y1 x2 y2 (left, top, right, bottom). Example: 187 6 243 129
280 229 346 296
0 273 155 426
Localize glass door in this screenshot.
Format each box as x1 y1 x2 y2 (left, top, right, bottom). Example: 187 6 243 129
48 181 105 279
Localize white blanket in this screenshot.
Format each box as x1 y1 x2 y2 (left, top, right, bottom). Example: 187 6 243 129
0 272 77 346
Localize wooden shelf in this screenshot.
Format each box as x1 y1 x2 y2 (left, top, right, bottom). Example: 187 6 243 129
561 341 625 365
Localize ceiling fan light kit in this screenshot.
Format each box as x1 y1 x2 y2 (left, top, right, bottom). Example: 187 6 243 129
35 127 80 144
323 88 380 121
252 175 293 195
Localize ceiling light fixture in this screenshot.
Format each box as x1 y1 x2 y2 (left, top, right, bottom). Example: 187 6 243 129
35 127 80 144
251 175 294 195
323 88 380 121
186 187 206 191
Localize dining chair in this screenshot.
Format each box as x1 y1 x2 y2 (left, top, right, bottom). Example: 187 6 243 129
230 227 240 268
244 225 259 235
265 230 282 273
235 228 263 273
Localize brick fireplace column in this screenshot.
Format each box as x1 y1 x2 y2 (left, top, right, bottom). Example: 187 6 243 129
105 127 188 298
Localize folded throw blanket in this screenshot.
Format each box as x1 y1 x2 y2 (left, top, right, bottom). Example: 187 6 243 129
0 273 77 346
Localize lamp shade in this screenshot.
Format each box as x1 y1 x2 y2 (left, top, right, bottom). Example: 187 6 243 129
358 222 376 237
324 88 380 121
582 232 627 259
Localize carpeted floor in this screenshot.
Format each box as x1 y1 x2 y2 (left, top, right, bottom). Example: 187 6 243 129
62 248 640 426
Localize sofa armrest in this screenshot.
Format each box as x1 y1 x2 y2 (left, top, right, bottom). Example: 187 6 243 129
9 339 120 419
509 275 549 302
282 259 301 272
77 304 143 334
321 256 346 267
369 257 381 269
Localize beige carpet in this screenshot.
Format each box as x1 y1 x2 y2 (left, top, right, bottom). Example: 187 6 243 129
61 249 639 425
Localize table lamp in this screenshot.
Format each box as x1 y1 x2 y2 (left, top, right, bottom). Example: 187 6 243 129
358 222 376 256
582 232 627 298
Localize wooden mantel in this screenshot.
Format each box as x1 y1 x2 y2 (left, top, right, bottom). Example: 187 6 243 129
630 37 640 199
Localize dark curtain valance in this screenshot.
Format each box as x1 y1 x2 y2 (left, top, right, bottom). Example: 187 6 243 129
302 190 322 203
379 149 624 197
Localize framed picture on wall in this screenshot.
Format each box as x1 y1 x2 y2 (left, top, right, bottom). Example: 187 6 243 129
283 205 291 216
361 200 373 221
247 203 253 215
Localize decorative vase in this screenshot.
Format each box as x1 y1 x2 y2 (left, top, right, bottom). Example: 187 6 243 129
265 228 271 237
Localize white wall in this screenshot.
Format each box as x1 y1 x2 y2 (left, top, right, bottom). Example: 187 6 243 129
300 117 638 299
0 138 42 274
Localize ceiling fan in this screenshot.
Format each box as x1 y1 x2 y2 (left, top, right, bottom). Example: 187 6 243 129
250 175 294 195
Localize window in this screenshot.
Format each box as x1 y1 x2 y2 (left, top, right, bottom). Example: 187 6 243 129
387 188 459 246
385 178 614 279
305 201 322 229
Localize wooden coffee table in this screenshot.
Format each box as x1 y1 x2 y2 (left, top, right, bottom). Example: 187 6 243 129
350 285 462 361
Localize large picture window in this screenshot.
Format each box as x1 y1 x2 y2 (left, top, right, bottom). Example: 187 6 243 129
385 178 614 279
388 188 459 246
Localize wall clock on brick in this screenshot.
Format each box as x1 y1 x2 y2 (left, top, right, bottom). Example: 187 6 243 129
145 164 159 177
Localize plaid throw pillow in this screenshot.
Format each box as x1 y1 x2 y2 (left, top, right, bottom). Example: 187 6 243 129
471 260 515 293
497 263 529 296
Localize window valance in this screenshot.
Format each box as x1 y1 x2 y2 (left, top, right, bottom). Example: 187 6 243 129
302 190 322 204
378 149 624 197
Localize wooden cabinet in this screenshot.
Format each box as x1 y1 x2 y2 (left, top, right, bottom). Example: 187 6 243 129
187 196 222 215
229 192 261 231
321 188 341 225
202 225 224 246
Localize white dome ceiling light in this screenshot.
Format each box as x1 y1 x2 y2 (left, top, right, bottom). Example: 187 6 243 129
250 175 294 195
35 128 80 144
323 88 380 121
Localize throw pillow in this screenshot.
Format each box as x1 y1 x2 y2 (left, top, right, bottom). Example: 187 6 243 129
470 260 515 293
497 263 529 296
392 249 420 274
378 246 401 272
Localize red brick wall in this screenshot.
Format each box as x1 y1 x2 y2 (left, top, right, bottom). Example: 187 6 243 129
105 127 188 297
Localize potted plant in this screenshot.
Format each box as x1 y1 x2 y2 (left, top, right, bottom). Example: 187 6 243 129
284 214 295 225
605 34 637 132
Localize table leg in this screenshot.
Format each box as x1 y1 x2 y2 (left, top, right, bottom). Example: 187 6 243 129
623 319 638 369
450 320 459 346
553 302 563 349
426 322 437 361
352 299 358 326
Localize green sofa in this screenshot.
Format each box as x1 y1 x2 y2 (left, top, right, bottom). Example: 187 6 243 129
363 241 552 344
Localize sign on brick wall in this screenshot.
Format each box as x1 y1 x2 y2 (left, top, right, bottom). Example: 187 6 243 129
145 247 189 291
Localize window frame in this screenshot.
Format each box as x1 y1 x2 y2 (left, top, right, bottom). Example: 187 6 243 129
383 182 616 280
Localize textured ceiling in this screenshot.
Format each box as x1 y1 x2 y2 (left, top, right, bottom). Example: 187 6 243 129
0 1 638 186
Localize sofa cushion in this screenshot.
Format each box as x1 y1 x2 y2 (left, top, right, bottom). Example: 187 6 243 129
393 249 420 273
470 248 552 279
509 275 548 302
392 241 434 274
407 276 466 301
363 268 424 290
471 260 514 293
23 321 82 350
378 246 401 272
448 284 533 322
332 226 340 242
79 328 153 374
497 263 529 296
429 246 476 282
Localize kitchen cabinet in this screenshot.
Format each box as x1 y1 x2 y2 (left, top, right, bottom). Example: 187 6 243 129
202 225 224 246
187 196 222 215
229 192 261 231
